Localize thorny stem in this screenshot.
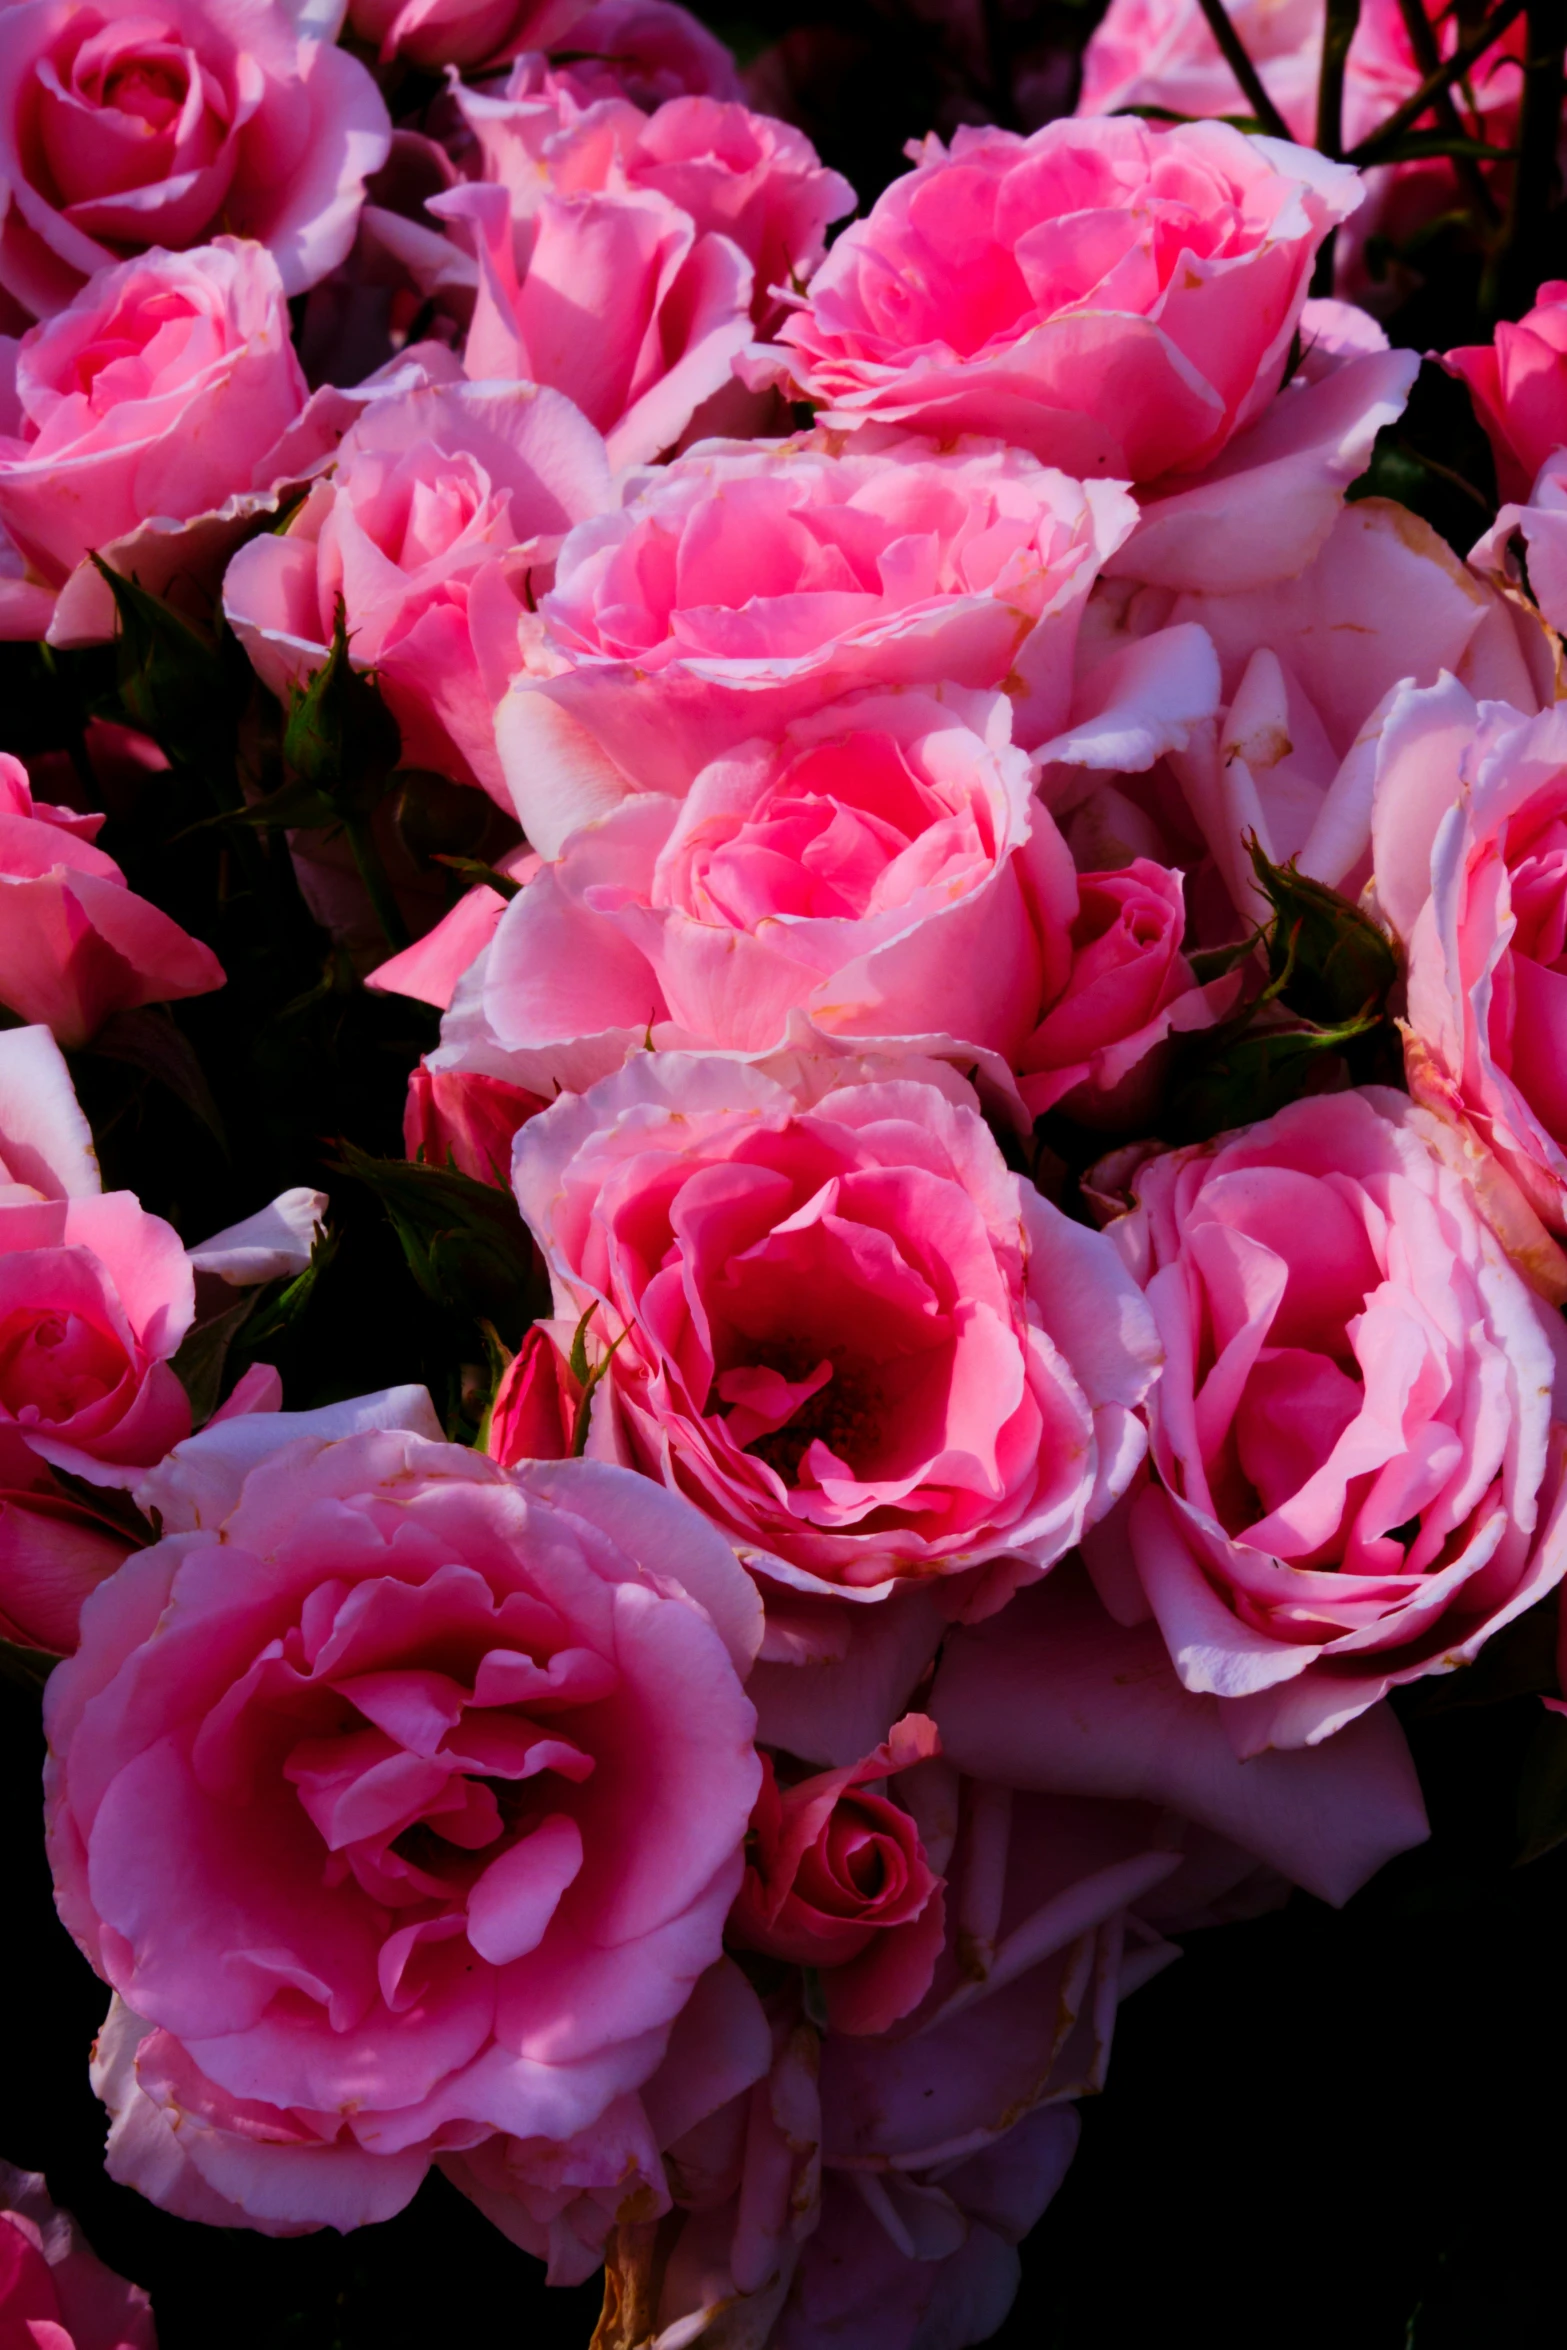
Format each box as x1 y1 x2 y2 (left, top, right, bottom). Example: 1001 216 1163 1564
1193 0 1293 136
1348 0 1530 160
1312 0 1365 290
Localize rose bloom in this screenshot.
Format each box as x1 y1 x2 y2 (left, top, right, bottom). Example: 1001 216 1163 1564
512 1053 1161 1606
0 753 223 1048
223 380 612 806
404 1063 549 1189
47 1401 764 2234
448 66 852 338
1370 681 1567 1272
762 118 1360 480
0 239 326 646
498 432 1137 857
0 2158 156 2350
0 0 390 320
1108 1089 1567 1751
728 1713 944 2035
477 684 1231 1113
1447 282 1567 503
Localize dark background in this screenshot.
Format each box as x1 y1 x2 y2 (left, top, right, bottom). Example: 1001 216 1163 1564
6 0 1567 2341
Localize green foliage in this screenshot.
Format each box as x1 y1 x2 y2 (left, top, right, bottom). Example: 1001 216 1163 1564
333 1140 544 1338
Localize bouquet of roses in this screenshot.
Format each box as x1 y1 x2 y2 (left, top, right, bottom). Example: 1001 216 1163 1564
1 0 1565 2338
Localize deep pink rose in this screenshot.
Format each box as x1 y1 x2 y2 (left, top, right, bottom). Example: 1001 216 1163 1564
0 754 223 1049
1447 283 1567 504
404 1063 549 1189
0 240 320 646
499 432 1137 857
347 0 584 69
1109 1089 1567 1750
762 119 1360 480
1370 683 1567 1275
47 1403 764 2234
223 380 612 805
486 1325 572 1467
728 1713 944 2035
477 685 1232 1109
0 2158 156 2350
0 0 390 320
512 1054 1161 1607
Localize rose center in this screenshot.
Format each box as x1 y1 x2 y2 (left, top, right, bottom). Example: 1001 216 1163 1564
0 1306 124 1422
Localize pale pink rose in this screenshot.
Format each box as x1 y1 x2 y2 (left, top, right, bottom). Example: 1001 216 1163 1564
0 1022 103 1205
485 1324 572 1466
0 241 312 646
223 380 612 805
762 118 1360 480
0 753 224 1049
1370 682 1567 1273
1108 1088 1567 1750
404 1063 549 1188
420 67 819 454
728 1714 944 2037
366 851 537 1016
0 2157 156 2350
49 1404 764 2235
498 432 1138 858
1447 283 1567 503
512 1053 1161 1608
477 685 1232 1109
1471 447 1567 643
931 1562 1429 1904
1069 488 1553 937
0 0 391 320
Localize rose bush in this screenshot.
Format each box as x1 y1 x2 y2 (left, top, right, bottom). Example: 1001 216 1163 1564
0 0 390 319
497 432 1138 856
759 118 1360 481
47 1401 765 2233
511 1052 1161 1608
1107 1088 1567 1750
223 379 613 805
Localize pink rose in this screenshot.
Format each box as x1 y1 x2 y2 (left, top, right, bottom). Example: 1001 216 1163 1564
539 1 745 108
498 432 1138 857
437 78 781 469
762 119 1360 481
0 240 322 646
0 0 390 321
728 1713 945 2035
404 1063 549 1189
512 1053 1161 1607
347 0 586 69
1447 283 1567 503
1109 1088 1567 1750
1471 448 1567 647
486 1325 572 1466
0 2158 156 2350
223 379 612 805
476 684 1233 1109
48 1401 764 2234
1371 682 1567 1273
0 754 223 1049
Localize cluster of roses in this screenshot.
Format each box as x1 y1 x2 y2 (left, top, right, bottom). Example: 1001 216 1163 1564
2 0 1567 2343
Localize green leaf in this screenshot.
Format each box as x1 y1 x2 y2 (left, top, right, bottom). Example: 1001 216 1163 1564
283 597 401 818
82 1006 227 1151
1169 1008 1381 1140
1248 840 1398 1029
334 1140 543 1332
170 1292 259 1429
432 854 523 900
0 1635 57 1691
89 555 246 793
241 1225 340 1355
1514 1704 1567 1865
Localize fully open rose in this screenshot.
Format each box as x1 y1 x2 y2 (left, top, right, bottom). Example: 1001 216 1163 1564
46 1402 763 2234
497 432 1137 856
477 684 1232 1109
759 118 1360 480
511 1054 1161 1607
1110 1089 1567 1750
0 0 390 320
